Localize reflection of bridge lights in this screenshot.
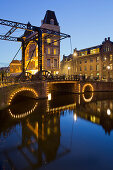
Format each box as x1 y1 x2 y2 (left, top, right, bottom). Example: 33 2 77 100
8 87 38 105
82 83 94 93
74 113 77 122
8 102 38 119
47 103 76 113
107 109 111 116
82 92 94 102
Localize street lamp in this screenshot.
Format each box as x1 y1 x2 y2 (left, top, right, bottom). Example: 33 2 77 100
68 66 70 75
107 65 110 81
73 51 77 74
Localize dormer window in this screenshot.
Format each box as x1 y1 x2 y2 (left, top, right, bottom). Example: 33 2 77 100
50 19 54 25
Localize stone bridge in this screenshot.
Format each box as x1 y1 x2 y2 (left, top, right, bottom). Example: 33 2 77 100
0 81 48 109
1 80 113 109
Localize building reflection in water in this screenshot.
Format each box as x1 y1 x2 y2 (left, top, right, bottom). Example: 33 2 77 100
1 92 113 169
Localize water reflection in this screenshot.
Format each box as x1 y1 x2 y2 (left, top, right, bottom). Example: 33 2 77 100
1 92 113 169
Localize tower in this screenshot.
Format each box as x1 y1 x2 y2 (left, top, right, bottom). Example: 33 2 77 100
41 10 60 74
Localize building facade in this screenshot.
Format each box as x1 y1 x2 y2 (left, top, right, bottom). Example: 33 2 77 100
10 60 22 74
61 37 113 81
10 10 60 75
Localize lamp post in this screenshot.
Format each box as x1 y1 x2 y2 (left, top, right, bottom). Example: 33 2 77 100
73 50 77 74
107 65 110 81
68 66 70 76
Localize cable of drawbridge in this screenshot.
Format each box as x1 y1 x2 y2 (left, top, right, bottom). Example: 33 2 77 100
70 36 72 54
11 46 21 62
4 46 21 74
25 46 36 71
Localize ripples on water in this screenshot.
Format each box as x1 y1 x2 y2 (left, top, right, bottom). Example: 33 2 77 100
0 92 113 170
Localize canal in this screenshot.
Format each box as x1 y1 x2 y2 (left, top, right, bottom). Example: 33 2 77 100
0 92 113 170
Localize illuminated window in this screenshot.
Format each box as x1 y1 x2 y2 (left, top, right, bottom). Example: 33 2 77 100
47 59 50 67
90 48 99 54
110 64 112 70
54 49 57 55
81 51 87 56
85 74 87 78
54 59 57 67
96 65 99 71
54 41 57 45
91 73 93 79
47 38 51 43
96 56 99 62
110 55 112 61
47 48 50 54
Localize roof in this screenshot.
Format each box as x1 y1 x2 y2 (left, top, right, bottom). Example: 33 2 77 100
43 10 59 26
10 60 21 64
78 45 102 52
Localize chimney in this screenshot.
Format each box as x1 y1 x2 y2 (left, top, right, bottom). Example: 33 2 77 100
108 37 110 41
105 38 107 41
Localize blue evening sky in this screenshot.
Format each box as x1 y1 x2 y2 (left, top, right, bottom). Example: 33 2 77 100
0 0 113 66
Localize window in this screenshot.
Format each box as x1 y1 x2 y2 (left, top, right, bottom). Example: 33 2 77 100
84 60 87 63
54 49 57 55
110 55 112 61
80 60 82 64
47 48 50 54
47 59 50 67
80 67 82 71
96 56 99 62
90 66 93 70
85 74 87 79
90 48 99 54
54 40 57 46
90 58 93 62
50 19 54 25
84 66 87 71
81 51 87 56
54 59 57 67
110 64 112 70
96 65 99 71
91 74 93 79
47 38 51 43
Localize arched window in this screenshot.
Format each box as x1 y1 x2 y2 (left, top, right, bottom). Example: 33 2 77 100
50 19 54 25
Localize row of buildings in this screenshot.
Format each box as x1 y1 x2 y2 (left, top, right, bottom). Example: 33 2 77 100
60 37 113 81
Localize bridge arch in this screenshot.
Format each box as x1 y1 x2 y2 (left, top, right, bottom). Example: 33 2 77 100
8 101 38 119
8 87 38 105
82 92 94 102
82 83 94 93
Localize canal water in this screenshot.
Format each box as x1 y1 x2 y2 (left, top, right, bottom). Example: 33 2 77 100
0 92 113 170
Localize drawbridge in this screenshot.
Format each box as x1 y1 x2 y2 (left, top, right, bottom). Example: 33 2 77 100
0 18 70 74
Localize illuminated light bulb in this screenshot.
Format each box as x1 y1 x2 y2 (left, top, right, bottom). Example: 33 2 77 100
107 109 111 116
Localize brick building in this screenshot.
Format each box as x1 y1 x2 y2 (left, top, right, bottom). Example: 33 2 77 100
60 37 113 81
